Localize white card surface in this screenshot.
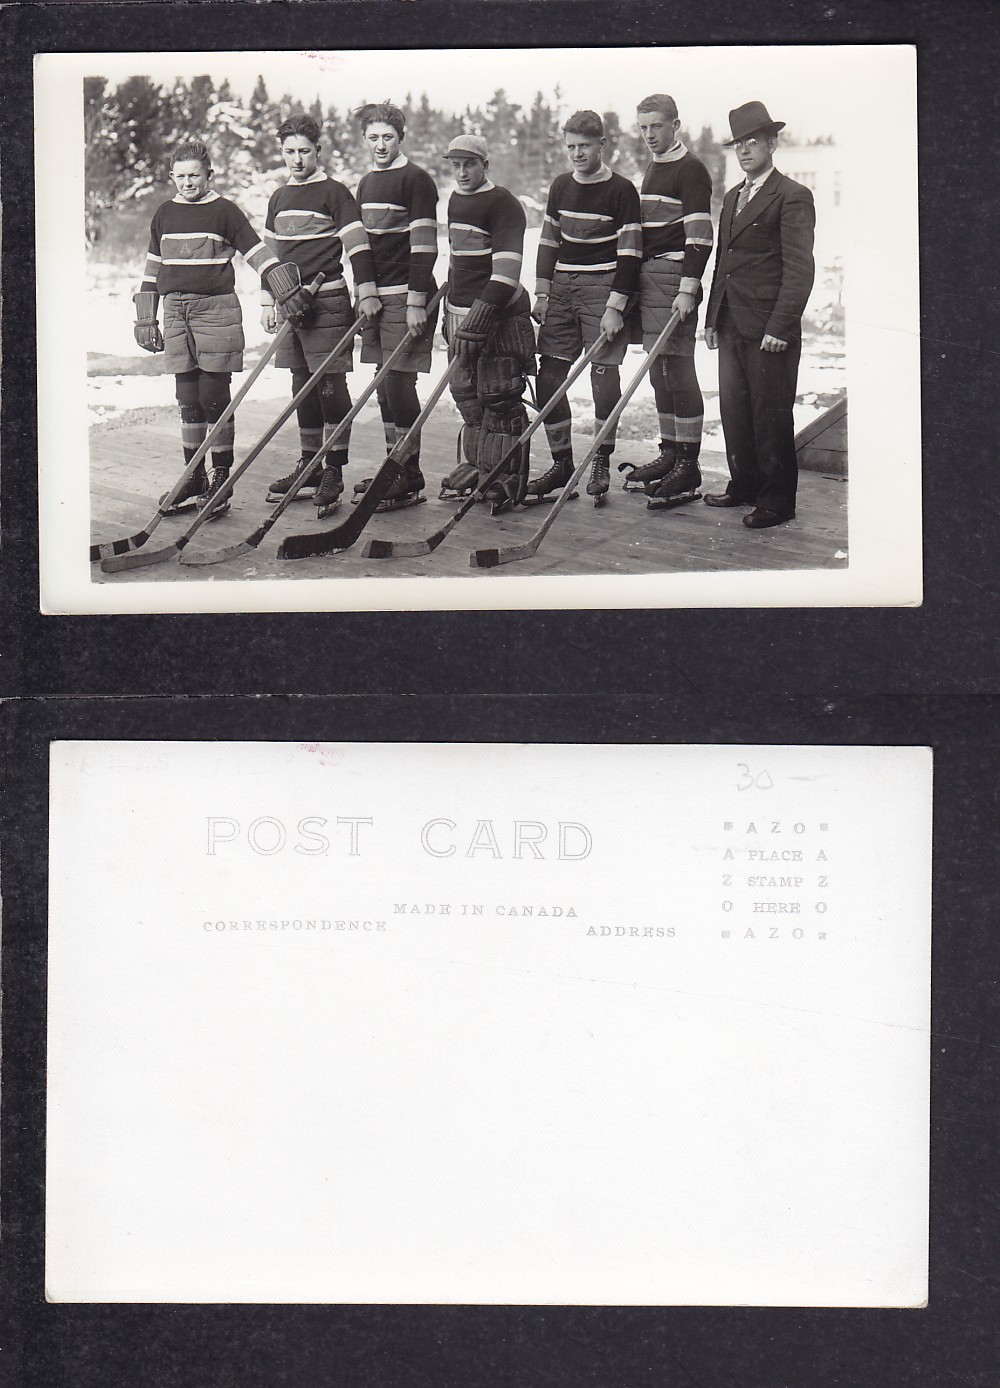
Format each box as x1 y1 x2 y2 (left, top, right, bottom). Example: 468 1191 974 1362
47 742 931 1306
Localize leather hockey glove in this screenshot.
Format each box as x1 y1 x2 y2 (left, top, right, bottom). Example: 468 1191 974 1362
264 262 317 327
453 298 496 372
133 292 164 353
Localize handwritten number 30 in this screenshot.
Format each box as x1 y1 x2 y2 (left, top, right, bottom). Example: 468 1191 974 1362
737 764 774 791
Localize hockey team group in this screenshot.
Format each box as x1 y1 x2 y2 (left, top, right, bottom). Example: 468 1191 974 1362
110 92 817 570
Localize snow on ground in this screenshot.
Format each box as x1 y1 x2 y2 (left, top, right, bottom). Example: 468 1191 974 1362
87 223 845 437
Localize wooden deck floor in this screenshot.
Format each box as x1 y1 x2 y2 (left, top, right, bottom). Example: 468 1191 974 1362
90 399 848 584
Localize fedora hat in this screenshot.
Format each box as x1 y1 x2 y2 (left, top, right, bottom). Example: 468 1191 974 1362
723 101 785 145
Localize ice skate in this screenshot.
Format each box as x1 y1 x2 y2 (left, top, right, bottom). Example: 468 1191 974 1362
376 463 426 513
197 467 232 520
437 423 481 499
266 456 323 504
618 443 676 493
438 460 479 501
524 457 576 505
485 470 525 517
646 459 702 510
160 462 208 515
314 462 344 519
587 450 611 507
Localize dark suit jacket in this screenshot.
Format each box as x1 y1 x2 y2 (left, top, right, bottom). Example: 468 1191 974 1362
705 169 815 342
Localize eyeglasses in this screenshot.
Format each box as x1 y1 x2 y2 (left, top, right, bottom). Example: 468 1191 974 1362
732 137 766 151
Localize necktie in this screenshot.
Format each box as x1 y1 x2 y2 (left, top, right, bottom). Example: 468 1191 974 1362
736 180 752 216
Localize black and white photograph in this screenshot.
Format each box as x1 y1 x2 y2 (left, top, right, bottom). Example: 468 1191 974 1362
35 46 919 612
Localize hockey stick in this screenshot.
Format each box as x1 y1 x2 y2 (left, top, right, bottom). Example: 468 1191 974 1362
277 355 461 561
89 275 324 562
179 286 446 568
362 332 610 560
100 309 365 573
471 311 680 569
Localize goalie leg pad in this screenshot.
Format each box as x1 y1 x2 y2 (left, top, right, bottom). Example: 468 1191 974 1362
479 395 530 507
478 347 527 405
461 422 481 467
479 341 530 502
449 368 484 433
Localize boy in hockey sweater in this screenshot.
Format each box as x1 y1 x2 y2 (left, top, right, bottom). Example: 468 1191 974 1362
353 101 440 510
624 93 714 508
261 116 381 517
133 140 314 515
527 110 642 502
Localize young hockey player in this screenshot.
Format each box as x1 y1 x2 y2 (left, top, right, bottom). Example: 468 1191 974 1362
624 93 714 508
133 141 314 516
437 134 536 512
353 101 440 511
527 111 642 504
261 116 381 517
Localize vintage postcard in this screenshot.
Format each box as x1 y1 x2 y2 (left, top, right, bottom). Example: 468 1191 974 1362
34 45 919 612
47 741 931 1305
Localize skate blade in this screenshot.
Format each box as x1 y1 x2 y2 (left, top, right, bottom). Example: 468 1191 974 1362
523 490 580 506
159 496 203 516
266 489 317 504
438 488 475 502
591 491 608 507
198 501 232 522
647 491 702 510
315 500 342 520
375 494 427 514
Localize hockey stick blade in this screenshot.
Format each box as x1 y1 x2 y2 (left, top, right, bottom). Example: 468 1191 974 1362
101 533 191 573
90 529 152 563
360 519 448 560
178 525 267 567
470 534 540 569
277 460 404 560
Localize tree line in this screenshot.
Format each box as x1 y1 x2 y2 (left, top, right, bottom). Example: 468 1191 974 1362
84 73 729 245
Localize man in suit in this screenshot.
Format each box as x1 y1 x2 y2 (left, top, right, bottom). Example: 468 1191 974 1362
704 101 815 528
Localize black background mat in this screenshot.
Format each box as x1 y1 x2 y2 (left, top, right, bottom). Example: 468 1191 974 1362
1 0 998 1384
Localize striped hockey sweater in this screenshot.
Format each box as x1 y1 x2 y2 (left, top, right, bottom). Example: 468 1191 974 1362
535 166 642 309
263 171 377 301
446 181 529 316
139 192 278 296
356 156 439 303
639 143 714 295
